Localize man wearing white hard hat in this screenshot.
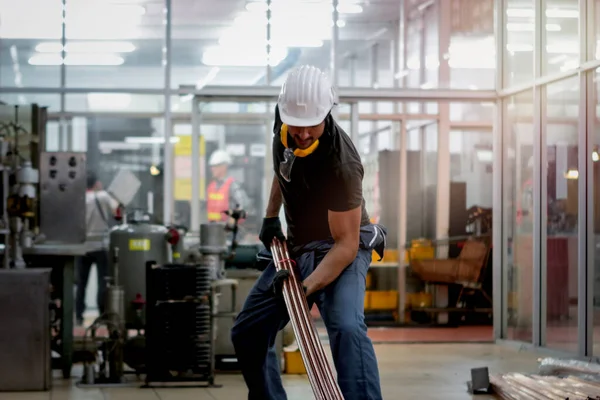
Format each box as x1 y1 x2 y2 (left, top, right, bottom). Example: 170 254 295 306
206 149 248 223
231 65 386 399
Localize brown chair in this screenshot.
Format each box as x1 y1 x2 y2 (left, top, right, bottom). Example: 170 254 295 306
410 237 491 306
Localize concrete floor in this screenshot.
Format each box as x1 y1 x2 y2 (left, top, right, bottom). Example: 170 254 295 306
0 343 541 400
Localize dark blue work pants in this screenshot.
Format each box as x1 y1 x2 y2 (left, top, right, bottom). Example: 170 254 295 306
231 247 383 400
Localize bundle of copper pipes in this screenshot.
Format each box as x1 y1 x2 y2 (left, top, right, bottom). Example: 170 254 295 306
491 373 600 399
271 238 344 400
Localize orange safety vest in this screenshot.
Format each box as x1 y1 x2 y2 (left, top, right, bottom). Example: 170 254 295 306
207 177 234 222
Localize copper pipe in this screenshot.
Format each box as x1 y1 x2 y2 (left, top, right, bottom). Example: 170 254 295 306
280 241 342 398
271 238 344 400
272 242 333 399
271 241 327 398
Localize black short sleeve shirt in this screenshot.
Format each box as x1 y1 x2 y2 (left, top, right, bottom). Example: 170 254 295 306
272 106 370 247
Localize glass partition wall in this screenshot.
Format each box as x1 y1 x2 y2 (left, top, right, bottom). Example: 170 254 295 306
496 0 600 357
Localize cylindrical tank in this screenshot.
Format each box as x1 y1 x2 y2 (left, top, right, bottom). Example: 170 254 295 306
109 212 170 326
199 223 228 280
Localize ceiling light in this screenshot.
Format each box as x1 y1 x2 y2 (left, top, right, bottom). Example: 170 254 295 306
125 137 180 144
506 8 579 19
336 4 362 13
593 151 599 162
506 8 533 18
506 43 534 52
506 23 561 32
202 46 288 67
65 54 125 66
35 41 136 53
28 53 125 66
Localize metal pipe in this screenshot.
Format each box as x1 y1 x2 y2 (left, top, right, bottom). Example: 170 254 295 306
191 96 200 232
271 243 328 398
163 0 173 225
278 241 339 397
271 239 343 399
331 0 339 87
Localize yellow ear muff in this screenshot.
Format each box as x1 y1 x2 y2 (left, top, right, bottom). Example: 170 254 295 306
280 124 319 157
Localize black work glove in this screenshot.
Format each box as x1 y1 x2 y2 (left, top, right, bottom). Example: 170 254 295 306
259 217 286 250
271 269 291 299
271 269 309 300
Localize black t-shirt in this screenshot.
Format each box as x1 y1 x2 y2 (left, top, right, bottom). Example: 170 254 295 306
272 106 371 247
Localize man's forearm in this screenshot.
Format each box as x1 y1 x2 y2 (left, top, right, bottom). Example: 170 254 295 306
303 241 358 294
265 175 283 218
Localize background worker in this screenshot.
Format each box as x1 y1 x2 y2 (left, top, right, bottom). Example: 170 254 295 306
206 149 249 226
230 65 386 400
76 171 118 326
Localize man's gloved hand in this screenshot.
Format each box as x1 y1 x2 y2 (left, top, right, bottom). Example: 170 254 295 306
259 217 286 250
271 269 308 300
271 269 291 299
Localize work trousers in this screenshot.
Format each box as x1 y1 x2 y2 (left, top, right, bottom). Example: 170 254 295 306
231 247 383 400
75 250 108 321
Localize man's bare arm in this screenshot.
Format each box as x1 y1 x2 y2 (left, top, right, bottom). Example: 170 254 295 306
302 206 361 295
265 175 283 218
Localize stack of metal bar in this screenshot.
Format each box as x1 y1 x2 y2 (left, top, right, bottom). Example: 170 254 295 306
271 239 344 400
490 358 600 399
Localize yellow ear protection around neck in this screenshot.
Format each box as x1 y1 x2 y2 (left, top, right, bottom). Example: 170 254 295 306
280 123 320 158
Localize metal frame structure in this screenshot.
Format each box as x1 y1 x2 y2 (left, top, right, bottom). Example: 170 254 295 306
3 0 599 357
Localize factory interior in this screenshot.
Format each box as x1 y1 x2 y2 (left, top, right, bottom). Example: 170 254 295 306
3 0 600 398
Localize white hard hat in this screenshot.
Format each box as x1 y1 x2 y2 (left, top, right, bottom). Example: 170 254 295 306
278 65 336 127
209 149 231 166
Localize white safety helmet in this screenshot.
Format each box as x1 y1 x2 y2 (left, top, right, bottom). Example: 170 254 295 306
209 149 231 166
278 65 336 127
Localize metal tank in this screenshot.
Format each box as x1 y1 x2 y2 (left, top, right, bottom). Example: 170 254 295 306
109 210 170 327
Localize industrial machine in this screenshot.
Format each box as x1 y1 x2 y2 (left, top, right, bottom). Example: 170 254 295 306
0 103 91 383
78 209 241 388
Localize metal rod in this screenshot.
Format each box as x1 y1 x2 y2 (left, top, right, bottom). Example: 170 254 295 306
191 96 200 232
331 0 339 88
0 86 498 102
493 0 506 340
162 0 173 225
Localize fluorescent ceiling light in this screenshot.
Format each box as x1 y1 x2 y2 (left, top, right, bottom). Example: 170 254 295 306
202 46 288 67
88 93 132 110
125 136 180 144
28 53 125 66
245 1 363 14
506 23 561 32
506 43 534 52
507 8 579 19
35 41 136 53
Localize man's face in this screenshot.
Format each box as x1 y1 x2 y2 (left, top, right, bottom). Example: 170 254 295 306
287 121 325 150
211 164 227 179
